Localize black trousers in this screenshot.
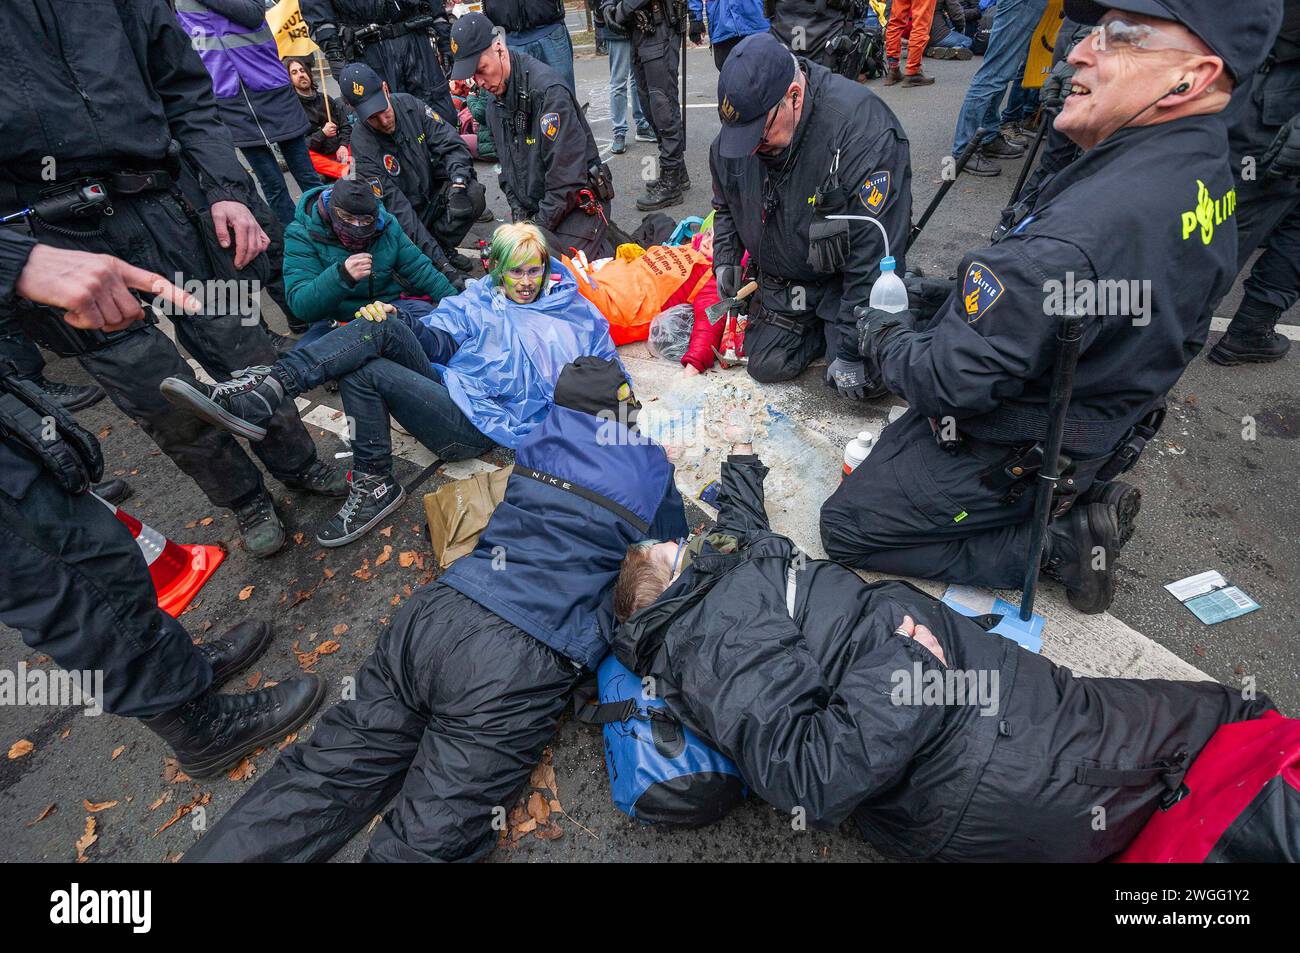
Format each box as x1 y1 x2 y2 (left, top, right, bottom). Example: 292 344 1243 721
17 189 319 510
0 440 211 718
184 583 581 863
0 318 45 380
356 31 457 127
631 20 686 178
819 409 1104 589
420 178 487 257
1235 169 1300 315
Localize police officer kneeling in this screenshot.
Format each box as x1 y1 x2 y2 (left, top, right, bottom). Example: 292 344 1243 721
448 13 616 258
711 32 911 389
821 0 1280 614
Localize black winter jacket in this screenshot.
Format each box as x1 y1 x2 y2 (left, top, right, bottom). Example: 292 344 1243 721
486 0 567 32
614 455 1272 861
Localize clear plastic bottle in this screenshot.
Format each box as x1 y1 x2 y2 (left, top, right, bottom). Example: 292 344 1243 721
843 431 875 477
869 256 909 313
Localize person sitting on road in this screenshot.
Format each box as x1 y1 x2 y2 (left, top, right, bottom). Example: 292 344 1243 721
160 223 620 548
182 359 688 863
286 56 353 182
612 442 1274 862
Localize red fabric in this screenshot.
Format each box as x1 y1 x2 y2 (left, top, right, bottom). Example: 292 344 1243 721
308 150 349 181
1117 711 1300 862
682 275 724 372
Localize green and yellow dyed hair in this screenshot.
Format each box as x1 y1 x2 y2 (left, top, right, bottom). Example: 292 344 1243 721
487 222 550 291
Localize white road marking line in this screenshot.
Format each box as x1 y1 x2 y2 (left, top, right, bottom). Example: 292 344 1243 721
1211 316 1300 341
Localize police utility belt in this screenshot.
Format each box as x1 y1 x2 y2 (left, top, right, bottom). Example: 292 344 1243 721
930 404 1166 510
0 170 174 357
0 365 103 494
633 0 684 33
343 9 442 49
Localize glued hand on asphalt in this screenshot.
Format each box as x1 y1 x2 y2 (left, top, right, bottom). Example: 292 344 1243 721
355 301 395 322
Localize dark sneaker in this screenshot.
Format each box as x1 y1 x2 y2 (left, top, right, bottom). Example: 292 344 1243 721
264 329 297 355
446 251 476 272
635 126 657 142
901 70 935 87
1043 502 1120 615
980 134 1025 159
35 376 105 412
235 492 286 558
1079 480 1142 547
282 458 349 498
317 472 405 547
963 153 1002 177
161 366 283 441
1207 330 1291 365
635 177 684 212
198 620 274 685
611 132 626 155
884 64 902 85
141 675 327 779
925 46 964 60
477 206 495 223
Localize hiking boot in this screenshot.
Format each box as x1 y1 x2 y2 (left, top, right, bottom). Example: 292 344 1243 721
926 45 969 60
980 134 1025 159
282 458 349 498
1207 301 1291 365
160 366 283 441
963 152 1002 176
235 491 286 558
1000 123 1029 146
635 172 685 211
446 251 476 272
197 621 274 685
884 63 902 85
34 376 105 412
477 207 495 223
901 70 935 87
316 471 405 547
91 478 132 506
1078 480 1141 547
140 675 326 779
1042 502 1120 614
611 132 627 155
635 125 657 142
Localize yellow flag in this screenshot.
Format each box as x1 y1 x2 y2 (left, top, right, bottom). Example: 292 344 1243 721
266 0 318 58
1022 0 1065 88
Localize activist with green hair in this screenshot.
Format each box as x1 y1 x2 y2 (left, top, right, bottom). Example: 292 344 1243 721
162 222 619 548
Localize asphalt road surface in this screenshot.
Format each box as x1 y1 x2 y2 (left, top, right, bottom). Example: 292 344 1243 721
1 46 1295 863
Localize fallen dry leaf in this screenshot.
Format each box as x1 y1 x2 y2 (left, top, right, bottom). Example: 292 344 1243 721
8 739 34 760
238 585 255 601
375 545 393 567
367 814 383 834
293 531 305 545
111 745 126 761
277 732 298 751
199 516 214 526
153 792 211 837
84 799 118 813
323 568 336 580
526 791 551 824
227 759 256 782
30 803 56 825
352 559 372 581
76 816 98 862
379 526 393 538
60 726 71 741
332 623 349 637
148 792 172 812
246 671 263 689
162 757 190 785
398 550 418 568
535 822 564 841
390 594 401 606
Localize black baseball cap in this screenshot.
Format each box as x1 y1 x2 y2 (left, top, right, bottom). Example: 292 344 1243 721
339 63 388 119
1063 0 1283 81
715 33 799 158
449 13 498 81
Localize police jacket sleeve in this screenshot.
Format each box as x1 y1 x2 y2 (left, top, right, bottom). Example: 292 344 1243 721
335 99 353 146
394 226 459 302
199 0 268 30
421 108 475 185
534 87 590 231
142 1 253 206
709 147 744 270
832 129 912 361
355 152 450 269
714 455 772 539
299 0 342 42
0 231 36 302
876 237 1103 420
485 101 526 217
671 592 948 827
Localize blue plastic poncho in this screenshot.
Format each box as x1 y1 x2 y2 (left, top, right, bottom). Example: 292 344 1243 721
417 259 620 448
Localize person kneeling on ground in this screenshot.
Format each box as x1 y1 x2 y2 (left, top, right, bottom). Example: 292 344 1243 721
161 223 620 547
612 443 1273 862
182 359 688 862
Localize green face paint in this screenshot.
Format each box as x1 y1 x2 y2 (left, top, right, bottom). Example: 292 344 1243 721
502 253 545 304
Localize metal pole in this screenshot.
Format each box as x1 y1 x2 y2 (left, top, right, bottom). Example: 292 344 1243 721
907 127 987 251
680 10 687 144
1007 105 1057 209
1019 311 1085 621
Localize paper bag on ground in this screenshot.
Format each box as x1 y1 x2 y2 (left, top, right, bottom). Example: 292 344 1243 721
423 466 513 569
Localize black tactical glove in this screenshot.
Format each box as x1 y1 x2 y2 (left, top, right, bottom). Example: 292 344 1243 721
441 264 467 292
689 18 706 44
856 305 918 365
714 263 741 300
903 275 956 323
447 182 474 218
825 357 873 402
604 1 632 30
1040 57 1076 110
321 34 346 75
1263 112 1300 180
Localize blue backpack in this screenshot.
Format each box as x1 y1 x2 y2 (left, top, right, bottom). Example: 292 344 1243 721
577 654 745 826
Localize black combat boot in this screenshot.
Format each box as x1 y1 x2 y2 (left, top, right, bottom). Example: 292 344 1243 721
34 375 105 412
635 169 686 211
1207 299 1291 365
1077 479 1141 547
140 676 326 779
196 620 274 685
1042 502 1120 614
234 491 286 558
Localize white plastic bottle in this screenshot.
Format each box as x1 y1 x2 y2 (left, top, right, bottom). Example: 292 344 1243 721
843 431 875 477
869 256 909 313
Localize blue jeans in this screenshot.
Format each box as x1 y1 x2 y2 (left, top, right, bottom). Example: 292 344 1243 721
932 30 973 49
507 21 577 94
950 0 1047 154
274 301 490 474
1000 75 1040 125
607 36 647 137
242 137 322 226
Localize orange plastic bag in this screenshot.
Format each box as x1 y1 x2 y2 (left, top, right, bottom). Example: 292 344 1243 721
563 244 712 345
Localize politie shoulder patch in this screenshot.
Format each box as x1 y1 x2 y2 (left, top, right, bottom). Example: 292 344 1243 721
424 105 443 123
383 153 400 175
540 112 560 141
368 177 383 199
962 261 1004 323
858 170 890 216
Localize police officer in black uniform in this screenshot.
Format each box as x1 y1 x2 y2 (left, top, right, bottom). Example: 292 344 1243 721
1208 0 1300 365
448 14 616 258
0 0 346 560
766 0 862 69
302 0 457 122
343 63 488 285
0 232 324 779
711 33 911 387
821 0 1282 614
602 0 692 210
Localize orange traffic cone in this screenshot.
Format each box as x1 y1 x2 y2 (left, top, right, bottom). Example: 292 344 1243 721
94 495 225 617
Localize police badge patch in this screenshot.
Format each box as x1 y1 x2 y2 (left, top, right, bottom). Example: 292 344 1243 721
962 261 1004 323
541 112 560 141
425 105 443 123
383 153 400 175
368 177 383 199
858 170 890 216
